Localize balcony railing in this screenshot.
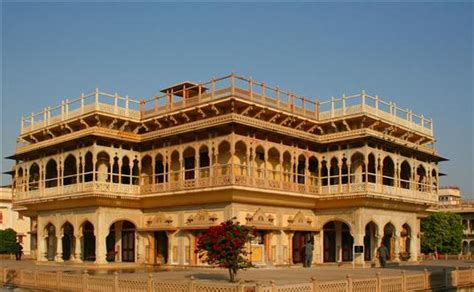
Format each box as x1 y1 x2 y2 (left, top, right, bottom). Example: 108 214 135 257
20 74 434 137
20 89 141 134
14 165 438 204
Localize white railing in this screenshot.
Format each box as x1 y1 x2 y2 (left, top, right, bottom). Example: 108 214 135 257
21 74 434 137
21 89 141 134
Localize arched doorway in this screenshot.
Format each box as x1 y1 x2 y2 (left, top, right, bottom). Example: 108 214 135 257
292 232 313 264
107 220 136 263
61 222 74 261
383 223 396 260
364 221 378 261
45 223 56 261
82 221 95 261
323 221 353 263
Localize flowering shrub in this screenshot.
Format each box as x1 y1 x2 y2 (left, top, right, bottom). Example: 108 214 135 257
195 219 254 282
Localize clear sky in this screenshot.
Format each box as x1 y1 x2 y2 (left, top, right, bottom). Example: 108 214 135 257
1 2 473 196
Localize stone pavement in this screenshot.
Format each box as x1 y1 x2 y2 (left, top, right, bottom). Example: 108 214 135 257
1 259 472 285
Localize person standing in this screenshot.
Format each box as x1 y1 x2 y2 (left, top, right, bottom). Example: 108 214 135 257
377 242 389 268
303 240 314 268
14 241 23 261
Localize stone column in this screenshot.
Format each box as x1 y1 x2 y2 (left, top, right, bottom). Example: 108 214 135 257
95 231 107 264
287 232 294 264
393 235 400 262
74 233 82 262
55 230 64 262
374 235 382 266
166 231 175 264
353 233 364 265
37 230 48 262
409 234 418 262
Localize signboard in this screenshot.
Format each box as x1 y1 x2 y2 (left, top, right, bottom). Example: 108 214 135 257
354 245 364 254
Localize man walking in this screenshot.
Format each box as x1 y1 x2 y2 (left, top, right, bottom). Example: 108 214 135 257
377 242 389 268
303 240 313 268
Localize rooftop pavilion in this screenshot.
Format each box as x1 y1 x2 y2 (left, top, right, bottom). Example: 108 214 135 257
19 74 433 135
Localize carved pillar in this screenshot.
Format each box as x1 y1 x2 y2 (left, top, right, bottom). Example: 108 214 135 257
374 235 381 263
347 162 352 192
57 156 62 188
195 152 200 180
166 231 175 264
338 160 342 192
95 230 107 264
393 235 400 262
246 148 251 177
92 155 98 183
304 156 309 186
55 230 64 262
287 232 294 264
40 162 45 195
37 227 47 262
74 233 82 262
230 141 235 182
353 232 364 265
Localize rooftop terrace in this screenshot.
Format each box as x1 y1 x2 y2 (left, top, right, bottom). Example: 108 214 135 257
19 73 434 137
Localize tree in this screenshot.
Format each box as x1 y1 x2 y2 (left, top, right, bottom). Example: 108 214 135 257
421 212 463 255
0 229 18 254
195 219 254 282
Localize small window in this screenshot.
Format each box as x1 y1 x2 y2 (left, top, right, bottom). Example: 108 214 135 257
17 235 23 244
18 213 24 220
0 211 3 224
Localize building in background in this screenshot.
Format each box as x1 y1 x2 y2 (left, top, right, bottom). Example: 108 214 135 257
0 187 32 257
9 74 442 266
437 186 474 255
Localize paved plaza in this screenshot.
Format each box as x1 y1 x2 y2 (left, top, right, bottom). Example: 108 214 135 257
1 259 472 285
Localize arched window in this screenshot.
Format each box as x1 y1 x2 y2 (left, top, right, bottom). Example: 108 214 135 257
63 155 77 186
29 163 40 191
121 156 131 184
382 157 394 186
400 161 411 189
45 159 58 188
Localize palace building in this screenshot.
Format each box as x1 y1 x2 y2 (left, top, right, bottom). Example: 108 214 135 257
9 74 442 266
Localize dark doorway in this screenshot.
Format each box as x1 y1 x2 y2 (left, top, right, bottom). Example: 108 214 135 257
341 223 353 261
323 222 336 262
82 221 95 261
61 222 74 261
154 231 168 264
292 232 311 264
121 221 135 262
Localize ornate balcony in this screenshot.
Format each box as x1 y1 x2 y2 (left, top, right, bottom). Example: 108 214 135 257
13 159 438 205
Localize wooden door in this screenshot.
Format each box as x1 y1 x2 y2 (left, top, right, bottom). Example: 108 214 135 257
122 231 135 262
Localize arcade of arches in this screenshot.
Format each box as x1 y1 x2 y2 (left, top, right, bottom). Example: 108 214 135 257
35 206 419 266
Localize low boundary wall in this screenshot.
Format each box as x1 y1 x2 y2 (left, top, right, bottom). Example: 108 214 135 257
1 267 473 291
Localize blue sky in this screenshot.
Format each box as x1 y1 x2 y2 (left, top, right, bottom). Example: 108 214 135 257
2 2 473 196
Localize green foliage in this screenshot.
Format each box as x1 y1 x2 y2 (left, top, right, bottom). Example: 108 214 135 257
0 228 18 254
195 219 254 282
421 212 463 254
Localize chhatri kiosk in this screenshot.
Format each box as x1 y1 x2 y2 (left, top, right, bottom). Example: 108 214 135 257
10 74 442 266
